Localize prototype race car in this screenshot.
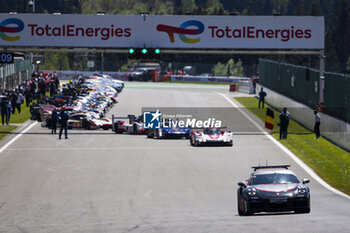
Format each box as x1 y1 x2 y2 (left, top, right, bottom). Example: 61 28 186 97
190 127 233 146
68 112 112 130
146 119 191 139
113 114 146 134
237 165 310 216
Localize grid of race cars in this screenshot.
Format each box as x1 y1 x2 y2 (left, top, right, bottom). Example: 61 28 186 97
33 74 310 215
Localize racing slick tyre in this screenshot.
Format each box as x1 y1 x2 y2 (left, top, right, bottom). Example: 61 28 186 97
147 130 154 138
102 125 110 130
133 123 138 134
82 120 87 129
115 122 122 134
85 122 91 130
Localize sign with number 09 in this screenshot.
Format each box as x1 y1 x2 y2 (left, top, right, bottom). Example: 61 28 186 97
0 52 14 63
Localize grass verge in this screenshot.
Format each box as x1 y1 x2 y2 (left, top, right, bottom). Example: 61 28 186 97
0 101 32 141
0 125 18 141
9 102 31 123
235 97 350 196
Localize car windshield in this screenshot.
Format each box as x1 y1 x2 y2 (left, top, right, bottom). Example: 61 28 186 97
249 173 299 185
134 68 146 72
203 128 220 135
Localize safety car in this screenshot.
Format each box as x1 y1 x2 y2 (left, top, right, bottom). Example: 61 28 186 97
237 165 310 215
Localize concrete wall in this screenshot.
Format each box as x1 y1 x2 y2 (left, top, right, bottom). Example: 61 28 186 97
256 83 350 151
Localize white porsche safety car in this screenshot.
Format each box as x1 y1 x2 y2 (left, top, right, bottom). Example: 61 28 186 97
190 127 233 146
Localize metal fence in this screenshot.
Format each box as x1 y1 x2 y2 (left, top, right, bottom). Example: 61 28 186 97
0 60 33 92
259 59 350 123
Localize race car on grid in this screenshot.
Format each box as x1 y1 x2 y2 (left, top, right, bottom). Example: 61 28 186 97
190 127 233 146
237 165 310 216
146 119 191 139
112 114 146 134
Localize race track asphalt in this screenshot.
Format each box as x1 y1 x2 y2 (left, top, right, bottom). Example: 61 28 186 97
0 82 349 233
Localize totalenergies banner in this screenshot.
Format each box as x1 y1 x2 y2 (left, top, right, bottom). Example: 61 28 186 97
0 14 324 49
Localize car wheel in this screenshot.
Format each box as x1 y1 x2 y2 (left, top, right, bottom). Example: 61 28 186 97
85 122 91 130
147 130 154 138
237 190 245 216
102 125 109 130
243 199 253 216
190 136 194 146
115 122 122 134
133 123 138 134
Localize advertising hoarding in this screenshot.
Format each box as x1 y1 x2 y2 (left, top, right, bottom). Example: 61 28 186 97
0 14 324 49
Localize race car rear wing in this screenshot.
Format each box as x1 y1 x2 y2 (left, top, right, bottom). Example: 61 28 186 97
251 165 290 171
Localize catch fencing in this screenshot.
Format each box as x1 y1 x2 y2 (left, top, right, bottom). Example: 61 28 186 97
259 59 350 123
0 60 33 92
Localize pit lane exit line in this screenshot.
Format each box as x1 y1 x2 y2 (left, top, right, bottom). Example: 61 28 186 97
218 93 350 200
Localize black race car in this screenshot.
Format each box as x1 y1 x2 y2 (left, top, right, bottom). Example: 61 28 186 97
237 165 310 215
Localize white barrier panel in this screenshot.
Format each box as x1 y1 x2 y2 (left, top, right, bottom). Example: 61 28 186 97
170 75 249 83
41 70 128 81
0 14 324 49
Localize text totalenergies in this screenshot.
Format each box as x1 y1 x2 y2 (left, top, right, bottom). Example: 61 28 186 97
208 26 312 42
28 24 131 40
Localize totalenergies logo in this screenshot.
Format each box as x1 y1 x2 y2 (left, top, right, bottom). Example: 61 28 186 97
157 20 204 43
0 18 24 41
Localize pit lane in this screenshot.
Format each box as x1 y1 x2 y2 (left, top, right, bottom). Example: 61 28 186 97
0 82 349 233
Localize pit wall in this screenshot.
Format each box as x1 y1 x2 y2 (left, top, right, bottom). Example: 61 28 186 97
256 83 350 151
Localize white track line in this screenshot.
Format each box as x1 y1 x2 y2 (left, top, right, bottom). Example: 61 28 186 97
219 93 350 200
0 121 37 155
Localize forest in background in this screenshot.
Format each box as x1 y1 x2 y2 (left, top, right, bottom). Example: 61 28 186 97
2 0 350 74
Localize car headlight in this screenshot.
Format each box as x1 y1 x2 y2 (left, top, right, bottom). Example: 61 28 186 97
247 188 257 196
298 185 307 194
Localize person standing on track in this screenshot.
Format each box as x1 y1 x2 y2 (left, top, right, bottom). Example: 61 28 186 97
314 110 321 139
258 88 267 108
15 91 24 114
0 96 7 125
51 109 58 134
58 107 70 139
279 107 290 140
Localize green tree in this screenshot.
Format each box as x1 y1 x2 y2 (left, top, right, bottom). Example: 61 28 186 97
213 58 244 77
41 52 70 70
181 0 197 14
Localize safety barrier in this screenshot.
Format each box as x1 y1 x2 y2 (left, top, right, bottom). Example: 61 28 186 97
259 59 350 123
0 60 33 92
169 75 249 83
256 83 350 151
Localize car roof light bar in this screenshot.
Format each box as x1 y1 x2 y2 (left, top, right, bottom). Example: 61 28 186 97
252 165 290 171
